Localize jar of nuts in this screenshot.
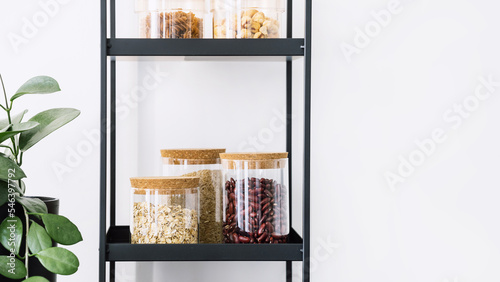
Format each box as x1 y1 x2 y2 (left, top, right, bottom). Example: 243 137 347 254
130 177 200 244
211 0 285 39
161 149 226 244
220 153 289 244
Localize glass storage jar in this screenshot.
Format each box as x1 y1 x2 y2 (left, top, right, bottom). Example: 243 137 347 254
136 0 161 38
158 0 206 38
130 177 200 244
161 149 226 244
211 0 285 38
220 153 289 244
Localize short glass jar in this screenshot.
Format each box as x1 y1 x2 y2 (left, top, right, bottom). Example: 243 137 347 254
130 177 200 244
161 149 226 244
211 0 285 39
220 153 289 244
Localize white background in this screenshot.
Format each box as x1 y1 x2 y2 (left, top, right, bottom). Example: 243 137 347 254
1 0 500 281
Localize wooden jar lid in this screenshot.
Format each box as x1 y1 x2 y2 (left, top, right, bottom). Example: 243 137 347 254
130 177 199 195
161 149 226 159
161 149 226 165
220 152 288 169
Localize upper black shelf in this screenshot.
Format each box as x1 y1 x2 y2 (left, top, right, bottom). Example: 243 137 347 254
106 226 304 262
107 39 305 57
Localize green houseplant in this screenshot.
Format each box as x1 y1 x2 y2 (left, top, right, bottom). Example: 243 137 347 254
0 75 82 282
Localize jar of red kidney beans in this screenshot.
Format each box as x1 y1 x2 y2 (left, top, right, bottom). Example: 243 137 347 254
220 153 289 244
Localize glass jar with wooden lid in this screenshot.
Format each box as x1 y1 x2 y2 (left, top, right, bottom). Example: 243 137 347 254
161 149 226 244
130 176 199 244
220 152 289 244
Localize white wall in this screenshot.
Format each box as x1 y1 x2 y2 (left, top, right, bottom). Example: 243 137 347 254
1 0 499 281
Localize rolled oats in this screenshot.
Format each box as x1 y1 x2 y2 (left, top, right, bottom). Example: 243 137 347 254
132 202 198 244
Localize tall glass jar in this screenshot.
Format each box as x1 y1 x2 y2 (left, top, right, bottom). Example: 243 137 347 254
159 0 206 38
161 149 226 244
220 153 289 244
211 0 285 38
130 177 200 244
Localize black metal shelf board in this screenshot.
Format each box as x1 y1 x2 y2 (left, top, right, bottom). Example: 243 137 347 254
107 39 305 57
106 226 303 262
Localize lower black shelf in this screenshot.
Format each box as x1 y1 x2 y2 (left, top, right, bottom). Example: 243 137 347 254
106 226 304 262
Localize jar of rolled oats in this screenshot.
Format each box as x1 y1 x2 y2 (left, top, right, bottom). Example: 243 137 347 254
211 0 285 39
161 149 226 244
136 0 161 38
130 177 200 244
158 0 206 38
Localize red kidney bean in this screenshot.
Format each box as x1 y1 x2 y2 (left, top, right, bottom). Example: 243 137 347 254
257 232 268 243
233 233 240 244
262 202 271 212
260 198 271 205
239 236 250 243
258 223 266 236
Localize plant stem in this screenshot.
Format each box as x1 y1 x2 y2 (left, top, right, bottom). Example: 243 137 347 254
0 74 19 166
0 74 11 124
23 207 29 279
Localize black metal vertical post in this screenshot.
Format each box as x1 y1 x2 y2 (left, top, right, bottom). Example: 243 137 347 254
110 0 116 228
303 0 312 280
99 0 107 281
109 0 116 281
109 58 116 282
286 0 294 281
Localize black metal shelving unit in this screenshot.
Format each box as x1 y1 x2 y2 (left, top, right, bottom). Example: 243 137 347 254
99 0 312 281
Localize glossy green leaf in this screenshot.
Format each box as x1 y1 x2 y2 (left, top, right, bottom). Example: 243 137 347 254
42 214 82 245
35 247 79 275
19 108 80 152
0 155 25 180
16 197 48 214
0 110 28 130
11 76 60 101
28 221 52 254
0 121 39 143
0 256 26 279
22 277 50 282
0 216 22 255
